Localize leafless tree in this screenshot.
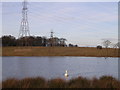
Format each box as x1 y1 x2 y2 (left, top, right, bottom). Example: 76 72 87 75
117 42 120 49
103 40 111 48
110 43 118 48
113 44 118 48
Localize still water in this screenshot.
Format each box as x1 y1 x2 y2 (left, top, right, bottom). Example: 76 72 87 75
2 57 119 80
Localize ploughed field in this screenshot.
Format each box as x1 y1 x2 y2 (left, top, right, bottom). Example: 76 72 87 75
2 47 120 57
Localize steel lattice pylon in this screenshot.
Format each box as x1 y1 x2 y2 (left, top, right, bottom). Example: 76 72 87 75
19 0 30 38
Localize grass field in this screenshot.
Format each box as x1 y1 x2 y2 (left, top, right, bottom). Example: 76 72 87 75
2 76 120 88
2 46 120 57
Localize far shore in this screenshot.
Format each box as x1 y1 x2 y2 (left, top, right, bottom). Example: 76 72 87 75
2 47 120 57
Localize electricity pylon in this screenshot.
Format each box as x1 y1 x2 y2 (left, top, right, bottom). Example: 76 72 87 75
19 0 30 38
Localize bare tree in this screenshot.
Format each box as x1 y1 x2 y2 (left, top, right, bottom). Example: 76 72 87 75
117 42 120 49
112 43 118 48
110 43 118 48
103 40 111 48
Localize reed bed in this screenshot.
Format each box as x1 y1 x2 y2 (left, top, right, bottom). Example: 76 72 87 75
2 47 120 57
2 76 120 88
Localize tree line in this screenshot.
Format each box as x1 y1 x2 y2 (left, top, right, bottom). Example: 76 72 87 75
1 35 79 47
1 35 47 46
1 35 60 46
3 35 119 48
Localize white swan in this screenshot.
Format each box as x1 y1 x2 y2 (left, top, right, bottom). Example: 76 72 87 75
64 70 69 77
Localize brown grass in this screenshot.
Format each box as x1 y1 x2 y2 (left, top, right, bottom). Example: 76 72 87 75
2 46 120 57
48 78 66 88
0 82 2 89
2 76 120 88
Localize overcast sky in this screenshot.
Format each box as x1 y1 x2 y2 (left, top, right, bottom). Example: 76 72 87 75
1 2 118 46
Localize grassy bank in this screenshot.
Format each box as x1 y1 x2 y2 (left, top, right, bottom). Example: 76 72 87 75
2 47 120 57
2 76 120 88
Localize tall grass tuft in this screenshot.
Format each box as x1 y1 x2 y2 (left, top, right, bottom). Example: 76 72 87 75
48 78 66 88
2 78 19 88
68 76 91 88
20 77 47 88
98 76 120 88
